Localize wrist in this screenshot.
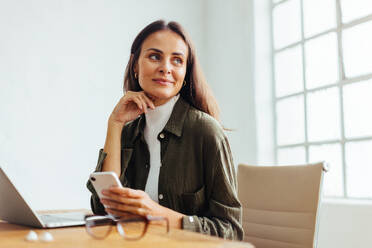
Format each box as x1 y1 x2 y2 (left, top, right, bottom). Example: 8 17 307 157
108 116 126 129
160 205 184 229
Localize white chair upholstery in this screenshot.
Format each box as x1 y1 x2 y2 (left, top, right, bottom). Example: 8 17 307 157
237 162 327 248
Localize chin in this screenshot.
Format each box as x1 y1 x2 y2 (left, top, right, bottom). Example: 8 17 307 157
146 88 179 100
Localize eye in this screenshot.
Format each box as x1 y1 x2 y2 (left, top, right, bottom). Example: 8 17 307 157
173 57 183 65
149 53 160 60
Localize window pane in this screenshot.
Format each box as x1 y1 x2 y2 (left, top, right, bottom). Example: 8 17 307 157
273 0 301 49
278 146 306 165
276 95 305 145
307 87 341 142
303 0 336 37
274 46 303 97
305 33 339 89
309 143 343 197
343 21 372 78
345 140 372 198
341 0 372 23
343 80 372 138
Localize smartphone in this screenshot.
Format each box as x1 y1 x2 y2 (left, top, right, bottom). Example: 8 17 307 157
89 172 123 200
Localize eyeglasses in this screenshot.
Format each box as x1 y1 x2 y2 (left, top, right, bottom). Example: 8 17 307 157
84 214 169 240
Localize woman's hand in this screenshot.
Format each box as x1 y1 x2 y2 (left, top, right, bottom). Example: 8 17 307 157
109 91 155 125
101 91 154 176
101 187 184 228
101 187 163 217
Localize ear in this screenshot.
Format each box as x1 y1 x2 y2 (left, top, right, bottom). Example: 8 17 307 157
134 63 138 74
132 54 138 74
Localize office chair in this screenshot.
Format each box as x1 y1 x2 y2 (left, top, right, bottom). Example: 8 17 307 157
237 162 327 248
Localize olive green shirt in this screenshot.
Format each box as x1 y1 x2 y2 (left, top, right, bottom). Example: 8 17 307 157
86 97 243 240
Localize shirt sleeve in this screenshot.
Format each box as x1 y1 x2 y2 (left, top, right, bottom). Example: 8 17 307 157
181 135 244 241
86 148 107 215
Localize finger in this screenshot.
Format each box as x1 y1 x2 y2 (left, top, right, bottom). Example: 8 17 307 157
138 95 149 113
137 95 148 113
102 186 129 196
105 208 132 218
108 187 143 198
104 201 143 214
101 198 130 212
131 96 144 111
101 196 142 208
101 198 123 210
123 94 143 111
141 93 155 110
107 204 147 216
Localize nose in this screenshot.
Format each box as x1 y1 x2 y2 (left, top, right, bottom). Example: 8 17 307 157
159 60 171 75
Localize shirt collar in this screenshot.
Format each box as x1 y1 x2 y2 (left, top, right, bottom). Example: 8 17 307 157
131 96 190 142
144 94 179 133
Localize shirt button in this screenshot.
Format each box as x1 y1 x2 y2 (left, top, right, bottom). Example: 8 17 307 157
158 194 163 200
145 164 149 169
159 133 165 139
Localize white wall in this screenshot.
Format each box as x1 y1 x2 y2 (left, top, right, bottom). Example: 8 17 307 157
0 0 205 210
317 199 372 248
252 0 275 165
203 0 257 167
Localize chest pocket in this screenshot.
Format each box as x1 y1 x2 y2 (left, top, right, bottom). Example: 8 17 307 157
181 186 206 215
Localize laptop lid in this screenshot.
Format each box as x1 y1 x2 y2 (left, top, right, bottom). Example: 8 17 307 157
0 167 44 228
0 167 86 228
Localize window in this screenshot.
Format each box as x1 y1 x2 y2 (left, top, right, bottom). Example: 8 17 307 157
271 0 372 199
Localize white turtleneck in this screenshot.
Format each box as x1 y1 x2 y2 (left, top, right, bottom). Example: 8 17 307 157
144 94 180 202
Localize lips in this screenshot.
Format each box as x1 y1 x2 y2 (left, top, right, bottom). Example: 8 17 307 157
152 78 174 85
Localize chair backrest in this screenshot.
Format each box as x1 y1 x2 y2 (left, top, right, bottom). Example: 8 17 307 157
237 162 326 248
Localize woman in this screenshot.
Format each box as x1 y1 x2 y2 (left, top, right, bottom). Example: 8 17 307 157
87 20 243 240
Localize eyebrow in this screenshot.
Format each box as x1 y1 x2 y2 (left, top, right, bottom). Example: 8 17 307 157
146 48 185 57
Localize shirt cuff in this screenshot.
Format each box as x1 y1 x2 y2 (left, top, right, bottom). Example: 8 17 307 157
182 215 200 232
95 148 107 172
86 149 107 194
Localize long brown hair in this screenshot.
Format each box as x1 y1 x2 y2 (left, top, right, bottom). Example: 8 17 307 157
123 20 220 122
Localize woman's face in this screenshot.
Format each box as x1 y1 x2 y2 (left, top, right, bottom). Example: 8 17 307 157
135 30 188 106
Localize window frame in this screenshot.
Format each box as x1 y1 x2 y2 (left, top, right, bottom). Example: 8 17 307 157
271 0 372 199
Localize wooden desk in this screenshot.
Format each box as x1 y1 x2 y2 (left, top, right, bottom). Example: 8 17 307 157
0 214 254 248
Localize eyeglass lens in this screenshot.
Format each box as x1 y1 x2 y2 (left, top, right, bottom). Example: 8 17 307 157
85 216 113 239
117 220 147 240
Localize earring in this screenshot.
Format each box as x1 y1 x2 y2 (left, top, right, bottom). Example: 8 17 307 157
183 80 186 87
134 73 138 79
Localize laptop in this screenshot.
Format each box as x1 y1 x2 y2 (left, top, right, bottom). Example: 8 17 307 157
0 167 86 228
